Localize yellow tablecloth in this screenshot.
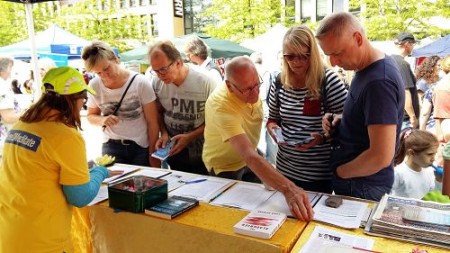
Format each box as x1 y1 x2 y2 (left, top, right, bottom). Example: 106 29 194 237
71 202 307 253
290 221 449 253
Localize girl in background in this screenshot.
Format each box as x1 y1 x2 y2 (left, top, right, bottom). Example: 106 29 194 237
392 129 439 199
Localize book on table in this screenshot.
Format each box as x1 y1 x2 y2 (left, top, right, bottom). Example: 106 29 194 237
144 196 199 220
233 210 287 239
364 194 450 249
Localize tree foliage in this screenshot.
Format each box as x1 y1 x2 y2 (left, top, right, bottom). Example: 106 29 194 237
0 2 28 47
350 0 450 40
0 0 150 52
200 0 294 43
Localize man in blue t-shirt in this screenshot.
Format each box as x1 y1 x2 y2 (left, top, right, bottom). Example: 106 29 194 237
316 12 405 201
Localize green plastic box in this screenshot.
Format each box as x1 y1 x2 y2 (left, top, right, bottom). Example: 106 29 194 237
108 176 168 213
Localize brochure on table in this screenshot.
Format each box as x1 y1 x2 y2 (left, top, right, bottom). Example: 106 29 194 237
313 195 368 229
160 171 197 191
299 225 375 253
102 163 141 183
210 182 276 211
257 191 321 217
116 167 171 182
169 176 235 202
88 185 109 206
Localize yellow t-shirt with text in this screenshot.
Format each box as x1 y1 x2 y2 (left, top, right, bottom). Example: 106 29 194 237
0 120 89 253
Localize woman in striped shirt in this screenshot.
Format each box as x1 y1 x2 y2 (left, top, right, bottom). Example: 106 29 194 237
266 25 348 193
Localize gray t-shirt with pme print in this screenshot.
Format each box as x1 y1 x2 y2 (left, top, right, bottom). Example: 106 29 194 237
152 65 216 158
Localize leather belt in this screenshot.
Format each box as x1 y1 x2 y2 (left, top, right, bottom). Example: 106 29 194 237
107 139 135 146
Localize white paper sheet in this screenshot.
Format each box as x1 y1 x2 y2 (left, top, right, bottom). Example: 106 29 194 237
299 225 375 253
210 182 276 210
102 163 140 183
257 191 321 217
170 177 235 202
88 185 109 206
313 195 368 229
117 167 171 181
160 172 197 191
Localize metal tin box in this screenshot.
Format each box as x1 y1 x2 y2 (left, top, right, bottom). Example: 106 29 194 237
108 176 168 213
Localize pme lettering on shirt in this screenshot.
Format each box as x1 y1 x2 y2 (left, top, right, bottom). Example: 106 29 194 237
5 130 41 152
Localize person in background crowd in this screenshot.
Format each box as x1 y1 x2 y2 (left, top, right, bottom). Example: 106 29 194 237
249 51 276 165
266 25 348 193
392 129 438 199
317 12 405 201
391 32 420 129
416 56 441 133
0 67 119 253
416 56 441 100
82 40 160 167
149 40 216 175
38 57 56 79
203 56 314 221
184 35 223 84
11 79 22 94
433 55 450 143
21 70 34 95
0 55 22 161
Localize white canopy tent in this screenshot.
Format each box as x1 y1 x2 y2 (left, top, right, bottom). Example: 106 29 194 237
241 24 288 71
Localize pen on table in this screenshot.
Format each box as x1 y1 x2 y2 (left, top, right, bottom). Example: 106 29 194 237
184 178 207 184
352 246 381 253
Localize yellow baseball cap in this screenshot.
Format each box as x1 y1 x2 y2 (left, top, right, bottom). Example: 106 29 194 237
42 66 96 95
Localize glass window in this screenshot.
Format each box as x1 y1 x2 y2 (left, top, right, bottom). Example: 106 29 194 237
301 0 312 19
316 0 327 20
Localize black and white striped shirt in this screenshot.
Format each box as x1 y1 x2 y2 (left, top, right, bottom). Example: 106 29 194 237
268 69 348 182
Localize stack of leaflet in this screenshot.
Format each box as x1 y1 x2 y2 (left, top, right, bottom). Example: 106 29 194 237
365 195 450 249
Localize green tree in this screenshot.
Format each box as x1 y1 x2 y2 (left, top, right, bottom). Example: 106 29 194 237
350 0 450 40
0 0 151 52
201 0 294 42
0 2 28 47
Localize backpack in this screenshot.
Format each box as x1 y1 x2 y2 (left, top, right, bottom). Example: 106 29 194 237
205 60 224 80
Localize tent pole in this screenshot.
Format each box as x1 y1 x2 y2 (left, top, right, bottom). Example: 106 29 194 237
25 3 41 101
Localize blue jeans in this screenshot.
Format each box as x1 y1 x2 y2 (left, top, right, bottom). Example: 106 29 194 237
332 175 391 201
102 139 149 166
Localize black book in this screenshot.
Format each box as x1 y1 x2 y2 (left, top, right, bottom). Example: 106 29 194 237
144 196 199 220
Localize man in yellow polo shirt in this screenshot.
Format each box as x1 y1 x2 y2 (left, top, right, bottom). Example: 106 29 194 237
203 56 314 221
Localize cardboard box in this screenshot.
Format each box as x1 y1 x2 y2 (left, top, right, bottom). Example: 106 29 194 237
108 176 168 213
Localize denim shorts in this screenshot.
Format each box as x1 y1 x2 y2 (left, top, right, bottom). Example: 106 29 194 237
102 139 149 166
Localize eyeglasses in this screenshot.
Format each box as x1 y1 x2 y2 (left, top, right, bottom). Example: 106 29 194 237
228 77 263 95
283 53 310 62
151 61 175 76
82 46 100 61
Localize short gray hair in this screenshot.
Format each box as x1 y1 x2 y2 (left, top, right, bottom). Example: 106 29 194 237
184 36 209 60
316 12 364 39
0 55 14 73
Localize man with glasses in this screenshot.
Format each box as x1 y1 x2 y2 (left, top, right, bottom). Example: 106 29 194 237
203 56 314 221
148 41 216 175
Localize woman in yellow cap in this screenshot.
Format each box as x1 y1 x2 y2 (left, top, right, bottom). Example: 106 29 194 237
0 66 117 253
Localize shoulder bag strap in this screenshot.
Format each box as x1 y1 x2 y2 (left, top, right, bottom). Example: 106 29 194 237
112 74 138 116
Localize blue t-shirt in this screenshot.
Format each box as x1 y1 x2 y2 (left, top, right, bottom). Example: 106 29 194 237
330 56 405 186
